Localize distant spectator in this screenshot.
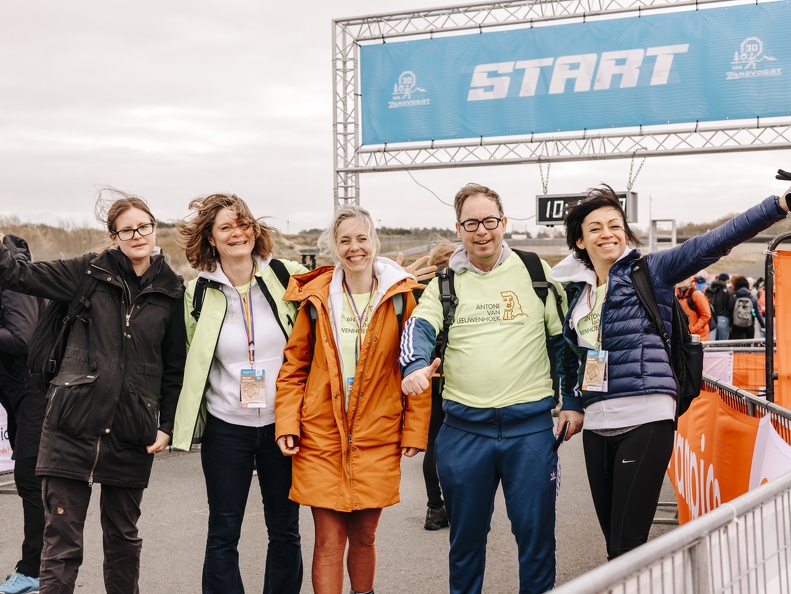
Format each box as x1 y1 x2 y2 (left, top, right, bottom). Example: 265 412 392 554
730 275 764 339
419 240 456 531
705 273 735 341
753 277 766 316
677 275 711 341
694 270 710 292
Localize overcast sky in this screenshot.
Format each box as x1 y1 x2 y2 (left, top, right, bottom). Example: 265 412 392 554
1 1 790 235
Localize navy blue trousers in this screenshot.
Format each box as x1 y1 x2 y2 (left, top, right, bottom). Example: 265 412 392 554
200 414 303 594
435 422 558 594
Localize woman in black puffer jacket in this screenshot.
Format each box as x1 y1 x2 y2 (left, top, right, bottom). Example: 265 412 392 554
0 190 186 594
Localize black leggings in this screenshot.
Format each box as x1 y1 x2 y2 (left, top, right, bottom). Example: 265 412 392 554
583 420 675 560
422 381 445 509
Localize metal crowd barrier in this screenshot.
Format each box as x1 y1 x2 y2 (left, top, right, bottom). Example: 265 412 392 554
554 377 791 593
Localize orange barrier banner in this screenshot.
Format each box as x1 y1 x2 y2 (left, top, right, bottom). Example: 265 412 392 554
774 250 791 408
669 389 759 524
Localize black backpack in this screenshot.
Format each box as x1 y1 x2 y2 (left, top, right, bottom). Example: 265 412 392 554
684 288 717 332
434 249 566 403
631 257 703 420
26 273 97 393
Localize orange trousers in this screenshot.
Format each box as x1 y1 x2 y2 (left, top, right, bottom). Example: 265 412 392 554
310 507 382 594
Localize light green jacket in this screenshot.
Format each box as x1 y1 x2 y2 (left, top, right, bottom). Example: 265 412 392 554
171 258 306 451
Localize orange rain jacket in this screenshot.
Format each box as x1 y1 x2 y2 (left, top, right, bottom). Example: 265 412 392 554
275 261 431 511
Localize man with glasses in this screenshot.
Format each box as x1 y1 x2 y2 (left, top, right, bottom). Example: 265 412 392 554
399 183 582 594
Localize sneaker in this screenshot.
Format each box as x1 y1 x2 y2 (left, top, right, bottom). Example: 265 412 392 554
0 571 39 594
424 505 449 530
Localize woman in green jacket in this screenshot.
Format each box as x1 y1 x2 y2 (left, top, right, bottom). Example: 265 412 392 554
172 193 307 594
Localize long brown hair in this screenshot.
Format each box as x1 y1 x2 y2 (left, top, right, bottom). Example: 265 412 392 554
177 193 280 272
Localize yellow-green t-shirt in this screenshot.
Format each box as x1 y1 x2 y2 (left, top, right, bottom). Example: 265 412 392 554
576 284 607 349
340 292 374 409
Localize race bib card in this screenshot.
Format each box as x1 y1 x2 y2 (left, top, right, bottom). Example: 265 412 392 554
240 368 267 408
582 349 608 392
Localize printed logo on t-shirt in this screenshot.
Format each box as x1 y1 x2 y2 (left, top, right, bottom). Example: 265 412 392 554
454 289 528 326
500 290 528 321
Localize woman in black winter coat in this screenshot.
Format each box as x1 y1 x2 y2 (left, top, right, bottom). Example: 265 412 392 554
0 191 186 594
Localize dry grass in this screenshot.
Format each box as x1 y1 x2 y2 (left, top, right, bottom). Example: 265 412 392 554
2 218 781 282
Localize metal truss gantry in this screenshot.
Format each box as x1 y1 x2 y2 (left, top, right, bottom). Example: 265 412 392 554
332 0 791 209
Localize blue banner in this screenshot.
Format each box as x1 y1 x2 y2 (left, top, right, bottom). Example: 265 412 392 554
360 2 791 144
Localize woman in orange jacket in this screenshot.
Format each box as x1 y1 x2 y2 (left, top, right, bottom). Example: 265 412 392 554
275 205 431 594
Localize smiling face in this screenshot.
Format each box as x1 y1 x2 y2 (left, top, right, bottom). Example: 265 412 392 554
456 194 507 272
111 207 156 269
336 216 375 277
575 206 628 272
209 207 255 265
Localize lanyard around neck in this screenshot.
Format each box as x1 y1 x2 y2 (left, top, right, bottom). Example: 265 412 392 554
237 263 257 368
342 276 377 366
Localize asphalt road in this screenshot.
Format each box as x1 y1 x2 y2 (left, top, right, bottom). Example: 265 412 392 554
0 433 675 593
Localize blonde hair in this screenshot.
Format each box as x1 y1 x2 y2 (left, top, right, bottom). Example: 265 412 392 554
317 205 380 264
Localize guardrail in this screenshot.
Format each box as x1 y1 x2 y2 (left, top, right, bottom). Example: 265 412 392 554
554 376 791 593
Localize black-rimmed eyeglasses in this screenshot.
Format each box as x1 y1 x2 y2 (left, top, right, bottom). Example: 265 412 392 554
113 222 156 241
458 217 502 232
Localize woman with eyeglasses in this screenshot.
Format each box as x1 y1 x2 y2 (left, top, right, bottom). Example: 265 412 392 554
0 189 186 593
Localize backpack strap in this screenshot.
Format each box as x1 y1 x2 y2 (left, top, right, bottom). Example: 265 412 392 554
191 277 223 322
434 267 458 375
46 273 98 375
392 292 405 331
685 290 699 314
631 258 672 349
512 249 565 328
268 258 291 290
253 260 293 340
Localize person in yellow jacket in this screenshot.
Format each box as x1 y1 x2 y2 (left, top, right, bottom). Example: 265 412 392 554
276 205 431 594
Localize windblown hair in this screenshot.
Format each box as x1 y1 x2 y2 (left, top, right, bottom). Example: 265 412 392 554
177 193 279 272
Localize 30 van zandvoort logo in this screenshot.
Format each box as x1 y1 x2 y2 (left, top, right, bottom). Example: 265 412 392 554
388 71 430 109
726 36 781 80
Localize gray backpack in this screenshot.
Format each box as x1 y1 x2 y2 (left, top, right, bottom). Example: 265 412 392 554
732 296 754 328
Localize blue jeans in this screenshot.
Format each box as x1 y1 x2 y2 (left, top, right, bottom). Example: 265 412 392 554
201 413 303 594
435 421 557 594
716 315 730 341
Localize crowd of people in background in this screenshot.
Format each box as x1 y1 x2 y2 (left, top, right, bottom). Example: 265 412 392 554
0 180 789 594
678 270 767 341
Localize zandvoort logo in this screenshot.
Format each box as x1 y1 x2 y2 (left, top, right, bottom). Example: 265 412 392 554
726 36 781 80
388 71 430 109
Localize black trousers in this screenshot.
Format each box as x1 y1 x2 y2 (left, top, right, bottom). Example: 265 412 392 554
39 475 144 594
583 420 675 560
422 381 445 508
13 456 44 577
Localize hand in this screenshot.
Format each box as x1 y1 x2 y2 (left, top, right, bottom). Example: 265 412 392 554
396 253 437 282
146 430 171 454
401 447 420 457
277 435 300 456
781 187 791 213
401 358 441 395
557 410 584 442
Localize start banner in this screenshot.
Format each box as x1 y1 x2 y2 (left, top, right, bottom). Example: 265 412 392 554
360 1 791 144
